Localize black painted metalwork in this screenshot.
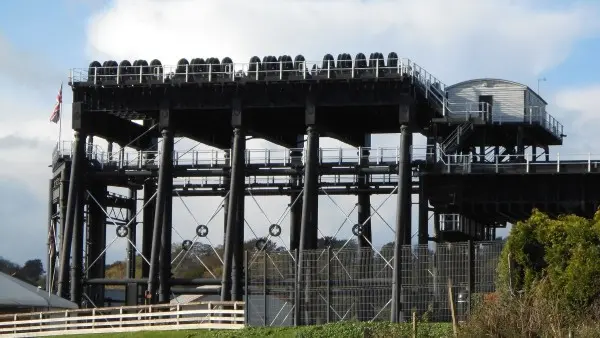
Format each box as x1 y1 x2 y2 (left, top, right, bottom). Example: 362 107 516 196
57 130 86 300
50 54 576 324
392 124 412 323
221 127 246 301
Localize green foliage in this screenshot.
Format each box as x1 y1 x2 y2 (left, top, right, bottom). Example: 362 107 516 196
0 257 45 286
464 210 600 336
497 210 600 313
69 322 453 338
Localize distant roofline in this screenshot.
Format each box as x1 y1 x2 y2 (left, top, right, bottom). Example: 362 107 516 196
447 78 548 105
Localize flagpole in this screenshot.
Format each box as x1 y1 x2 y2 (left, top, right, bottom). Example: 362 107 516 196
58 82 63 150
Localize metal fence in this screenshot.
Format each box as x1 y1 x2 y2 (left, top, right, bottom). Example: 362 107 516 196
245 240 504 326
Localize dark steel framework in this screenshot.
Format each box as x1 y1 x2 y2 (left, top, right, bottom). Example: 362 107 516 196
46 55 578 323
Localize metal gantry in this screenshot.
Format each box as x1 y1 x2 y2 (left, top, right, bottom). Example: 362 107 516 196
47 53 575 324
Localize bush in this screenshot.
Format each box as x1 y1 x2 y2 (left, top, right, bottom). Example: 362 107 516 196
463 210 600 336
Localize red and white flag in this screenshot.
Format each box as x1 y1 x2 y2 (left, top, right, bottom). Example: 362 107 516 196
49 83 62 124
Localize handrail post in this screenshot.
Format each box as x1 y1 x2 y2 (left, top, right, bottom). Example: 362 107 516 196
280 61 283 80
588 153 591 172
557 153 560 172
495 155 499 173
185 64 189 82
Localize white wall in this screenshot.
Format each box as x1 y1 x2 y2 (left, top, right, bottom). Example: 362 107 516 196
447 79 526 123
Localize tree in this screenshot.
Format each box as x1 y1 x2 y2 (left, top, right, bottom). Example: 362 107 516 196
497 210 600 310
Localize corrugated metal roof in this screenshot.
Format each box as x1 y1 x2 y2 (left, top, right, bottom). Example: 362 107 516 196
0 271 78 309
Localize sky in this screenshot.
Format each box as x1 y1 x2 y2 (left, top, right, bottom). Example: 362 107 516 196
0 0 600 267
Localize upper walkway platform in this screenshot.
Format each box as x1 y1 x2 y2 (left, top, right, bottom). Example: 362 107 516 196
53 141 594 176
67 55 563 147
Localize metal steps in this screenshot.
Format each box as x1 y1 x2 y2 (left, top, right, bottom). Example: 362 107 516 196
440 121 474 154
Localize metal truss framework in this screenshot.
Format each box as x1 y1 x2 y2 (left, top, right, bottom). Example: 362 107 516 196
48 55 568 326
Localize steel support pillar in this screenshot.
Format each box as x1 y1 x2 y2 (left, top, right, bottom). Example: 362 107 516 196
223 149 231 243
70 191 85 304
87 183 107 306
142 179 156 280
159 179 173 302
297 125 319 325
126 188 138 278
46 179 55 293
141 118 158 282
289 137 304 252
126 188 138 305
147 128 174 303
357 135 372 322
418 178 428 245
232 188 245 301
57 130 86 298
392 124 412 323
221 128 246 301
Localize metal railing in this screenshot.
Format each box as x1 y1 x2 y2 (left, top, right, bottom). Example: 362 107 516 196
524 106 563 139
0 301 244 337
440 152 600 174
55 140 596 174
68 57 493 120
54 141 437 169
68 58 563 140
174 173 400 188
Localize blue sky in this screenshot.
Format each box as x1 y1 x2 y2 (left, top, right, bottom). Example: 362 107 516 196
0 0 600 266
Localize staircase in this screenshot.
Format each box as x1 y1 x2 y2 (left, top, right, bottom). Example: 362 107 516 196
441 121 474 154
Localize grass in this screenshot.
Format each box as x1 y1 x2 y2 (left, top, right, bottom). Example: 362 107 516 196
69 322 453 338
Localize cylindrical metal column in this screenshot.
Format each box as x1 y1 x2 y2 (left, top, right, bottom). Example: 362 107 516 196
223 149 231 243
297 126 319 325
418 178 428 245
391 125 411 323
232 189 246 301
57 131 86 298
86 184 107 307
70 193 85 304
142 178 156 280
221 128 246 301
159 181 173 302
147 129 174 302
299 126 319 251
126 188 138 279
46 179 56 293
289 146 303 252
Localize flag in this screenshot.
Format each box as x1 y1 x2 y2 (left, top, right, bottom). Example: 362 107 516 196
49 83 62 123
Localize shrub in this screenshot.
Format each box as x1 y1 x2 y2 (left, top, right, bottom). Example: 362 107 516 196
463 210 600 336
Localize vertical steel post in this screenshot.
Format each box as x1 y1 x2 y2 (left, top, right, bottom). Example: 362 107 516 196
232 186 246 301
46 179 55 293
298 125 319 325
244 250 249 326
126 188 138 279
70 193 84 304
221 128 246 301
418 177 428 245
223 148 231 243
87 184 107 306
147 128 173 302
263 251 267 326
326 246 331 324
392 124 411 323
57 130 86 298
159 173 173 302
289 137 304 252
357 140 372 322
142 178 156 280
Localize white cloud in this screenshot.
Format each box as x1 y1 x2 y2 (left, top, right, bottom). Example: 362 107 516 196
555 85 600 125
79 0 600 256
86 0 600 84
